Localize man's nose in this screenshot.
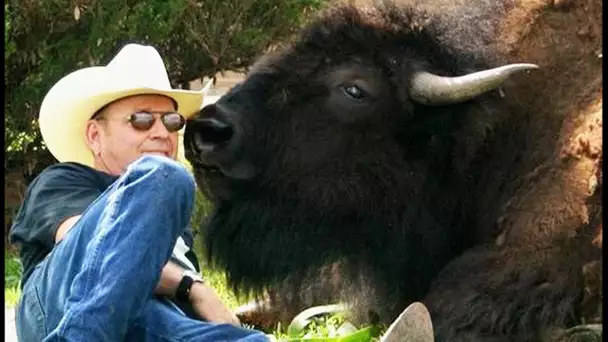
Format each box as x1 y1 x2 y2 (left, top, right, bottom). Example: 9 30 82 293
148 116 171 138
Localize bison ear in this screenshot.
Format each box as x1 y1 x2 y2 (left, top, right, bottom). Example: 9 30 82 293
409 63 539 106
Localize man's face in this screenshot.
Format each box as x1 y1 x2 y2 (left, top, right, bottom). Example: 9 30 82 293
86 94 181 175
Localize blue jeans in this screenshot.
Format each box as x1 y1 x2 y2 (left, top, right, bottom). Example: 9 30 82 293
16 155 268 342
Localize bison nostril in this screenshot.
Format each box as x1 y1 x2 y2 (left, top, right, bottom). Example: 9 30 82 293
192 118 235 151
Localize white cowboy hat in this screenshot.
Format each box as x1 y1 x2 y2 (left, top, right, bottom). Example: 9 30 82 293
38 43 209 167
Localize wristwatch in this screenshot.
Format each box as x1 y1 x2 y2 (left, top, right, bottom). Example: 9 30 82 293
176 269 204 302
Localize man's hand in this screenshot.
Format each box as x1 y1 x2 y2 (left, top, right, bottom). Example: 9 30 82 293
189 282 242 326
155 262 240 326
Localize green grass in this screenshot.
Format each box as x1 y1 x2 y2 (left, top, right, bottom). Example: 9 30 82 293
197 261 250 310
5 248 22 307
5 286 21 308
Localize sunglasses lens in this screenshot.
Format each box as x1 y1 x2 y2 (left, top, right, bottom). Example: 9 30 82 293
129 112 155 130
162 113 185 132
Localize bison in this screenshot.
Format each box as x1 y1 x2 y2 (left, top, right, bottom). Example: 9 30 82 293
184 0 602 341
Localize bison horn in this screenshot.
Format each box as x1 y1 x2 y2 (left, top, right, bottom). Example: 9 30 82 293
409 63 539 105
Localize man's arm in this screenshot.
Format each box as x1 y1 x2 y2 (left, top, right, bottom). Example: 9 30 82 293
55 215 82 243
158 261 241 325
55 215 240 325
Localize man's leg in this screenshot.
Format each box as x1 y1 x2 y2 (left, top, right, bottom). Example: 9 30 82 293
15 155 192 341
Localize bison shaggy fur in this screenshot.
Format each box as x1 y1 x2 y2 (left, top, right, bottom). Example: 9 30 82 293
184 0 602 340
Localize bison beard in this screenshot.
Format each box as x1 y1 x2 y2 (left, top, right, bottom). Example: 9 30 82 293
185 0 602 341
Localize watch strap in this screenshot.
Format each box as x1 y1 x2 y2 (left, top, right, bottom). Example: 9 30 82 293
176 274 194 302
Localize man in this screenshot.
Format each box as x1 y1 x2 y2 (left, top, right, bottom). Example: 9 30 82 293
9 43 268 341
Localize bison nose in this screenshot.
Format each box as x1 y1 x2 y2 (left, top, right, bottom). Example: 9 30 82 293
192 117 234 151
187 105 236 153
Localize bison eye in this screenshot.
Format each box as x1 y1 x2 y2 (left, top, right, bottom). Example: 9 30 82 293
342 84 365 101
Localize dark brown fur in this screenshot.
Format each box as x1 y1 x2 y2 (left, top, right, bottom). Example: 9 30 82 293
184 0 602 340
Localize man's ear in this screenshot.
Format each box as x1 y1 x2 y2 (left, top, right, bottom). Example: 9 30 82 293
85 120 103 156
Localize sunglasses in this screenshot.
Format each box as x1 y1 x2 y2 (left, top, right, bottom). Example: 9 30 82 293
126 112 186 133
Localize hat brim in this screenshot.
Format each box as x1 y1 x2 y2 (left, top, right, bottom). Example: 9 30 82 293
40 82 205 168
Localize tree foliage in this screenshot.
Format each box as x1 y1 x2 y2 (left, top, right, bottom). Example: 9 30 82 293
5 0 326 180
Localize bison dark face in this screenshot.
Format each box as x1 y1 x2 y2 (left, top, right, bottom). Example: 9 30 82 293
185 2 541 329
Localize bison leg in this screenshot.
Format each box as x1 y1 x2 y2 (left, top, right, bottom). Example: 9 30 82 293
424 160 601 341
423 240 590 342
